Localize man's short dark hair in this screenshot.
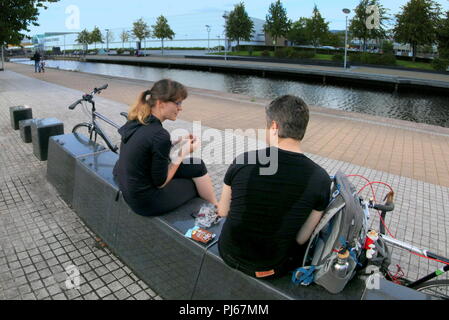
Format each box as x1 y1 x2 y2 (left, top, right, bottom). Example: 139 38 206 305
265 95 310 141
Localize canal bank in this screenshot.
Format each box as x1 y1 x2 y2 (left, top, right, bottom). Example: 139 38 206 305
5 61 449 188
78 55 449 94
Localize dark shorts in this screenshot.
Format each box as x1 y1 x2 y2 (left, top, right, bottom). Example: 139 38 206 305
218 243 307 279
122 158 208 216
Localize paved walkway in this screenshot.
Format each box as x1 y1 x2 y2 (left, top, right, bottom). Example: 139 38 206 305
6 62 449 187
0 66 448 300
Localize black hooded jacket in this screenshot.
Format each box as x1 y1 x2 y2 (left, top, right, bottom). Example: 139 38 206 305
113 115 172 211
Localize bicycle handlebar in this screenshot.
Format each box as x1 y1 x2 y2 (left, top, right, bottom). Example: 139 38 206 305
68 84 108 110
95 84 108 93
68 99 83 110
371 202 395 213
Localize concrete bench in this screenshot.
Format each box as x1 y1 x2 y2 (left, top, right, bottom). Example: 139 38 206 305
47 134 108 205
19 119 38 143
31 118 64 161
10 105 33 130
46 133 429 300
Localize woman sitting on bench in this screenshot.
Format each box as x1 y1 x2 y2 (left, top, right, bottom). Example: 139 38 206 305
113 79 218 216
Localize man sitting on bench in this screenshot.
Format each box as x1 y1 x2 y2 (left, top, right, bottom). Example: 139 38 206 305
217 95 331 279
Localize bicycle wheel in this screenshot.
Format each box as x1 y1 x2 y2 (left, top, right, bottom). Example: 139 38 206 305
414 280 449 300
72 123 112 152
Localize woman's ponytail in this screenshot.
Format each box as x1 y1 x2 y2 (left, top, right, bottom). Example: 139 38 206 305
128 90 152 124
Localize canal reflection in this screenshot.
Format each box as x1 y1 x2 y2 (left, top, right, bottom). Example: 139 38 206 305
13 59 449 128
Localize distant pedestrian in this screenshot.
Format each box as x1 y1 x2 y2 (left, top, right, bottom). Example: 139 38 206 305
32 51 41 73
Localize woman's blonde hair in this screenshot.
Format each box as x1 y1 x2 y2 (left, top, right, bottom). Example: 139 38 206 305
128 79 188 125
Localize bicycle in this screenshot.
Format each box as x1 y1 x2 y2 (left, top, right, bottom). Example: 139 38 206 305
68 84 128 153
353 175 449 299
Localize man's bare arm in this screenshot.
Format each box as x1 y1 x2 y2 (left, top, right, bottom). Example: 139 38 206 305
296 210 324 245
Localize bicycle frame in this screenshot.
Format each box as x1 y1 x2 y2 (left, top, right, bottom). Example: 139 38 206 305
380 234 449 288
83 96 121 153
361 197 449 290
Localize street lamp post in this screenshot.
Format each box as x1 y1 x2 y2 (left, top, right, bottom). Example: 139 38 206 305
106 29 110 53
1 45 4 71
205 25 211 52
223 12 229 61
342 8 351 69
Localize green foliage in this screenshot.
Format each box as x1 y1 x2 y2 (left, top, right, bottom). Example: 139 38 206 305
274 47 289 58
261 50 271 57
394 0 441 59
437 11 449 59
76 29 91 51
225 2 255 48
152 15 175 40
382 41 394 54
90 26 103 48
264 0 291 47
333 53 344 62
287 18 308 45
324 32 345 48
152 15 174 54
132 18 151 41
350 52 396 65
349 0 389 52
247 46 254 56
295 50 315 59
431 58 449 71
305 5 330 48
0 0 59 46
120 31 130 48
274 47 315 59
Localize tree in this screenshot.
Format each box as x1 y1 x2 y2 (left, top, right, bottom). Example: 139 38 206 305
0 0 59 71
90 26 103 49
394 0 441 61
225 2 255 51
76 29 92 53
120 31 130 49
152 15 175 55
132 18 151 50
264 0 291 49
349 0 389 52
305 5 330 50
437 11 449 59
106 30 114 45
324 31 345 48
287 18 309 45
0 0 59 46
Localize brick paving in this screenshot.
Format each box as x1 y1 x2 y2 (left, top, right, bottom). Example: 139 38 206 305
0 67 448 300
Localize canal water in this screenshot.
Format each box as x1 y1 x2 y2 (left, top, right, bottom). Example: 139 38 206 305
13 58 449 128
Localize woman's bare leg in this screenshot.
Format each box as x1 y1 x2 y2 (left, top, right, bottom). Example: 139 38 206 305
193 174 218 206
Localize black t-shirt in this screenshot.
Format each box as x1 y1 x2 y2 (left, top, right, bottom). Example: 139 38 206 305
218 147 331 271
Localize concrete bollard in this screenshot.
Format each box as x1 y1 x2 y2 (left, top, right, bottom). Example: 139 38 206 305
10 106 32 130
31 118 64 161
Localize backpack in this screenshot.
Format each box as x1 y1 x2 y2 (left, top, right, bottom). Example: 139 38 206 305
293 171 368 294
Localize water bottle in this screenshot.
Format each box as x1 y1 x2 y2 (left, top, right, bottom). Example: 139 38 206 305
333 249 350 278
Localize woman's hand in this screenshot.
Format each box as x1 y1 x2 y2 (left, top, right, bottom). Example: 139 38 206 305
172 134 195 146
178 137 200 159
